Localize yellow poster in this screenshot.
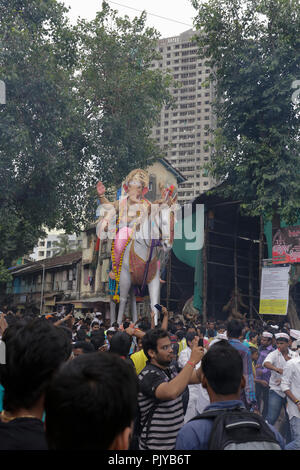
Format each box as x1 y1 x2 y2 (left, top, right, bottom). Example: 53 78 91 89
259 299 288 315
259 266 290 316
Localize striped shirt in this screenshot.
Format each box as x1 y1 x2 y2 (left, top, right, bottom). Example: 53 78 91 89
137 363 185 450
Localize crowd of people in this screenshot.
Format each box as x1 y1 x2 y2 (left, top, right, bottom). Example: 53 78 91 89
0 304 299 451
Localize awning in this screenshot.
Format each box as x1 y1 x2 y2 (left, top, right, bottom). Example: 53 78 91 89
80 297 110 303
56 296 110 307
44 299 56 306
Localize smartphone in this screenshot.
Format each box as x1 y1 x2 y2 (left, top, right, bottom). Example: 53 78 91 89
198 338 204 347
154 304 163 312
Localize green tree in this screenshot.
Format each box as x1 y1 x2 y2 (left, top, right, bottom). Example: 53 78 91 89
76 1 173 205
0 0 89 268
0 260 12 283
0 1 172 270
52 234 79 256
192 0 300 327
192 0 300 222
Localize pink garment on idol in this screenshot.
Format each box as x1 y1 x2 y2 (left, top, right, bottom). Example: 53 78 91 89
113 227 133 270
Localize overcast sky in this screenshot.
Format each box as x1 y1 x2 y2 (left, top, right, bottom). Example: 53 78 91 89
62 0 197 38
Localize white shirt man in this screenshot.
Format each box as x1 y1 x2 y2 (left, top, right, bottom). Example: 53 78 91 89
281 355 300 449
263 333 293 398
178 339 209 422
263 332 293 432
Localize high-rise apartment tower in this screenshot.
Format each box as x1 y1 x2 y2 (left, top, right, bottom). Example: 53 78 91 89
151 29 216 205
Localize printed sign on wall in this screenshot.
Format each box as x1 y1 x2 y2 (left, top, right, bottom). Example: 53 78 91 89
273 226 300 264
259 266 290 315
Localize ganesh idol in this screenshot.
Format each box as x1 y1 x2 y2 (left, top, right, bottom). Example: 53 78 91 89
96 168 151 284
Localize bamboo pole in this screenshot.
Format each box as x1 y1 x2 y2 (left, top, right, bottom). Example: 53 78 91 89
259 216 264 288
166 255 171 310
234 206 239 315
202 212 208 324
249 242 254 319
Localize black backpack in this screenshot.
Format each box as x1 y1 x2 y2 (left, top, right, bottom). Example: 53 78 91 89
190 407 282 450
129 401 159 450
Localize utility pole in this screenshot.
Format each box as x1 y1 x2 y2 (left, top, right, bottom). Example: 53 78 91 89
40 264 45 316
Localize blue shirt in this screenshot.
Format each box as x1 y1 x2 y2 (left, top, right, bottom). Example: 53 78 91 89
175 400 285 450
0 384 4 412
228 338 257 408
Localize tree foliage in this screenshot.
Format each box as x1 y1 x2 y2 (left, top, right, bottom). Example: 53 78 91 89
192 0 300 222
0 0 88 267
76 1 173 209
0 0 172 270
52 233 79 256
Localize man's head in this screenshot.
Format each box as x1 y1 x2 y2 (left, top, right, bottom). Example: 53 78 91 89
186 331 197 349
45 353 138 450
250 346 259 362
227 319 244 340
106 327 117 342
260 332 273 348
142 329 173 367
72 341 95 357
201 341 245 400
174 320 184 331
249 331 258 343
207 328 215 338
90 331 105 351
91 321 100 332
1 319 72 413
109 332 131 358
275 333 290 353
186 324 196 334
217 324 226 335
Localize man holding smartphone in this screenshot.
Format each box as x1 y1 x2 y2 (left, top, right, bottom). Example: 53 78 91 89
136 328 204 450
178 332 210 422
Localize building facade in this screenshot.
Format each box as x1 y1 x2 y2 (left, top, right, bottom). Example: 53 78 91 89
6 160 183 319
151 29 216 205
30 229 81 261
6 251 82 314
